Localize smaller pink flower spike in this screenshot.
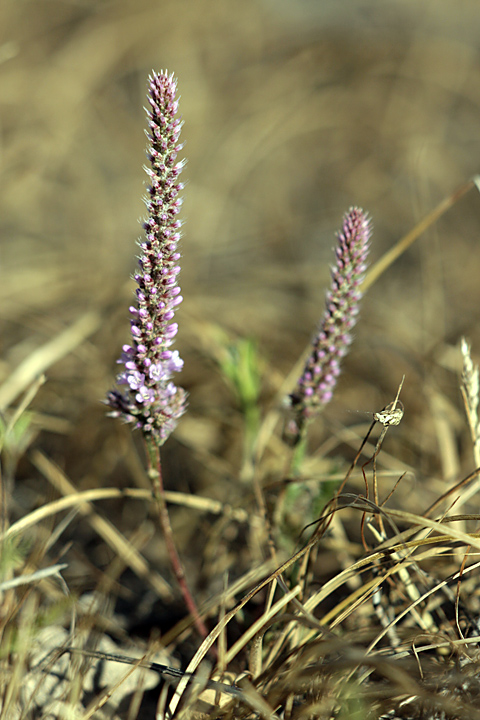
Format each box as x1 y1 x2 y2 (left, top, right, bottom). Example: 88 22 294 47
284 207 372 445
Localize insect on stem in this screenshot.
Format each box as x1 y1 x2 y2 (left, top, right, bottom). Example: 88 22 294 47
363 376 406 543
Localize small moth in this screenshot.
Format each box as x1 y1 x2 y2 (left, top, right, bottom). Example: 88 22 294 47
374 400 404 427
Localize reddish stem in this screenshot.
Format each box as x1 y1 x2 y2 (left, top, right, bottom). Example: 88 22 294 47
146 438 209 642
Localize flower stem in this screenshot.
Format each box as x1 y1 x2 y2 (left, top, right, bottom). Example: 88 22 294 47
145 437 209 642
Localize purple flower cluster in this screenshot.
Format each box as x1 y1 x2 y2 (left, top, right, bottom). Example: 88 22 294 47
284 207 371 445
106 71 187 445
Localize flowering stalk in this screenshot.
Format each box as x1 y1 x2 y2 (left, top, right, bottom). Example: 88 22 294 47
106 70 187 447
284 207 372 445
106 72 209 642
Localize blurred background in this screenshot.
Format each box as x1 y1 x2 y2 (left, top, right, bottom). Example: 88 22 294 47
1 0 480 605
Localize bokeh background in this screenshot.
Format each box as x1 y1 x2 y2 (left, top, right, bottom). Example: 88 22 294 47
2 0 480 622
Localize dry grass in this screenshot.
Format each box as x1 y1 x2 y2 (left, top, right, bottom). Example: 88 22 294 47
2 1 480 718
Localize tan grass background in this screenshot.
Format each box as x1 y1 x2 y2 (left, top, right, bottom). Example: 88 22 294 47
2 0 480 620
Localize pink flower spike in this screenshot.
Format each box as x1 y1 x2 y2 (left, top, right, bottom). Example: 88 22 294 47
106 71 187 446
284 207 371 445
